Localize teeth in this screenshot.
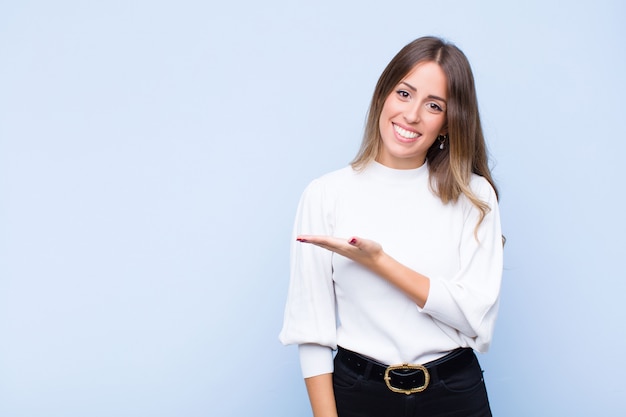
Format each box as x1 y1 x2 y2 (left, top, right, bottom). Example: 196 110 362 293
393 124 419 139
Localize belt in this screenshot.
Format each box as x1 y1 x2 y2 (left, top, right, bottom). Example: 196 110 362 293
335 346 475 395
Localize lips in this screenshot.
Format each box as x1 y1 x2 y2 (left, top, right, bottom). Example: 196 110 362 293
393 123 420 141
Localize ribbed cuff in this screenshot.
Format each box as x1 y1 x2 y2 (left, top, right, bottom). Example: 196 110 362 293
298 344 334 378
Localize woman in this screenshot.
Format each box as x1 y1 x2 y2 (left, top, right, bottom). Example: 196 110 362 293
279 36 503 417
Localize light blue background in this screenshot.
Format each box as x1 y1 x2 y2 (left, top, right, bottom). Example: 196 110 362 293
1 1 624 416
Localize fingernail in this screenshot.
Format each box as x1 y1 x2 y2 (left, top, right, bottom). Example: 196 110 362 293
349 238 357 245
297 238 308 242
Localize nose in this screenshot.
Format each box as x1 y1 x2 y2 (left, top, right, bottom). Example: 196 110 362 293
403 103 422 124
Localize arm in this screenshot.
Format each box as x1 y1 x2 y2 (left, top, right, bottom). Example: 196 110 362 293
296 235 430 308
305 373 338 417
279 179 340 401
369 249 431 309
297 181 503 346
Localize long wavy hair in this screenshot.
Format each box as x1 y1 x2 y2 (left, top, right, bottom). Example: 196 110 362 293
351 36 498 227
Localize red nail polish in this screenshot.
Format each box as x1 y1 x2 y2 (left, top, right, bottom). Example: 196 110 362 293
349 238 357 244
297 238 308 242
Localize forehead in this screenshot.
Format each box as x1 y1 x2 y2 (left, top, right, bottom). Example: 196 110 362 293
399 61 448 97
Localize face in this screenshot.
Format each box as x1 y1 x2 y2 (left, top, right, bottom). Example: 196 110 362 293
377 61 448 169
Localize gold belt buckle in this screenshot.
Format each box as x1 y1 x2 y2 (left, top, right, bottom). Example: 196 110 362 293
384 363 430 395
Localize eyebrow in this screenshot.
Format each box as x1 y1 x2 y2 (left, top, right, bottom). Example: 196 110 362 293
400 81 447 103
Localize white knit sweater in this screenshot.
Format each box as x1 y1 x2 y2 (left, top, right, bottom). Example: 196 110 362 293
279 161 503 378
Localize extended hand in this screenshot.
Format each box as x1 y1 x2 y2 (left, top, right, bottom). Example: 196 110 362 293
296 235 384 269
297 234 430 307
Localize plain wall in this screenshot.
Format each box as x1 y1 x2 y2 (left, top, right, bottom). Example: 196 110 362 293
1 1 625 416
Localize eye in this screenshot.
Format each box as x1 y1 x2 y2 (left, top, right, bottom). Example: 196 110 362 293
426 102 445 113
396 89 410 100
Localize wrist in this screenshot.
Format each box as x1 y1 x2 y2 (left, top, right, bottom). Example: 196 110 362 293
369 250 390 272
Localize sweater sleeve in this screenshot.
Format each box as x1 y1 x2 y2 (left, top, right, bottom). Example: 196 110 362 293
279 179 337 378
420 178 503 352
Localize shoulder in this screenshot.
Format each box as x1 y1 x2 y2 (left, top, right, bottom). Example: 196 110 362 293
454 174 500 216
316 165 357 184
303 166 357 195
469 174 498 203
296 166 356 217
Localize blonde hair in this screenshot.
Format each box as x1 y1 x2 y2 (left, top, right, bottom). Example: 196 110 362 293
352 36 498 227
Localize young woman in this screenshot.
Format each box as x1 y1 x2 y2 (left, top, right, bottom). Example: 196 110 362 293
280 36 503 417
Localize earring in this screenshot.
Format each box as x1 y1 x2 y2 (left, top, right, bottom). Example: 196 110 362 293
437 134 448 150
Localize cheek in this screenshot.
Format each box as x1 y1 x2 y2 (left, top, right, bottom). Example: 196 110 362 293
426 114 447 132
380 95 397 117
378 105 390 132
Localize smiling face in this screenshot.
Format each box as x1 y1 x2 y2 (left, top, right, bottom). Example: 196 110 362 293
376 61 448 169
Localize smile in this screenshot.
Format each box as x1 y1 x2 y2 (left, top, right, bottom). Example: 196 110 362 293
393 123 420 140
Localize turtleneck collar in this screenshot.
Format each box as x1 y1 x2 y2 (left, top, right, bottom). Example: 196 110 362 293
361 160 429 182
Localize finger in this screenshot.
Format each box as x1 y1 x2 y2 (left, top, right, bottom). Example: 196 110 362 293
296 235 319 243
297 235 342 246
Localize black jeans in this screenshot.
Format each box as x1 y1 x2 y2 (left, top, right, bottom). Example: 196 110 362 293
333 349 492 417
